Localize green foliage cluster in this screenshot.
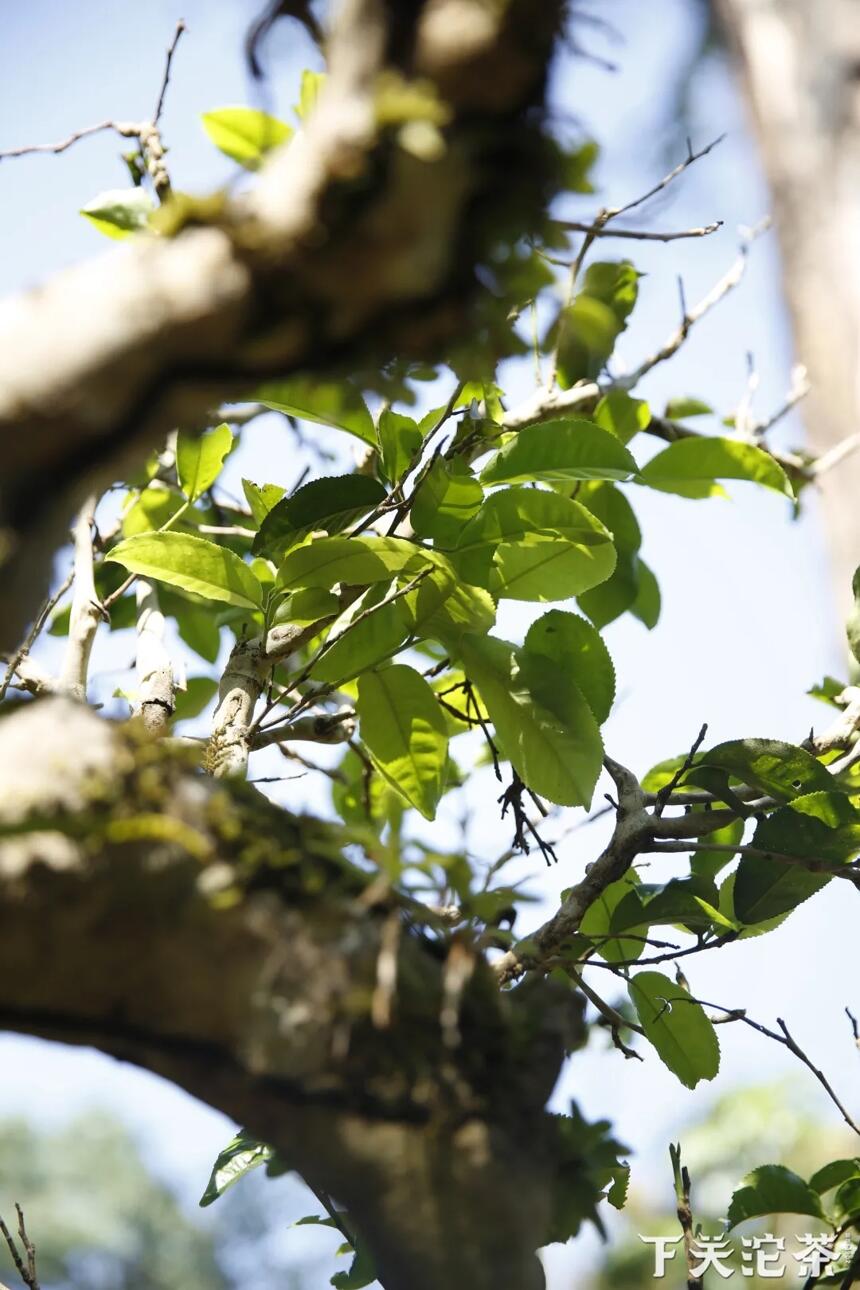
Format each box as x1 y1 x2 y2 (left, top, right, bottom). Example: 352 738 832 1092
23 61 860 1289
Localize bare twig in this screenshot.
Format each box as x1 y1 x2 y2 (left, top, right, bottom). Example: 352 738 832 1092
153 19 187 125
560 219 723 243
0 569 74 703
495 757 652 983
0 1206 40 1290
670 1144 703 1290
647 840 860 887
619 218 772 389
654 723 707 817
609 134 727 221
0 120 136 160
690 1000 860 1138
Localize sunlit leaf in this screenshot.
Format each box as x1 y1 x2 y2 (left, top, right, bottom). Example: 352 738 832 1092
80 187 154 239
201 106 292 168
357 665 449 820
454 633 603 807
257 377 375 444
628 970 719 1089
726 1165 825 1229
638 437 793 499
176 423 233 501
108 533 264 610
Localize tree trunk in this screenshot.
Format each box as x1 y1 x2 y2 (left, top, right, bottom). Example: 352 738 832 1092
715 0 860 609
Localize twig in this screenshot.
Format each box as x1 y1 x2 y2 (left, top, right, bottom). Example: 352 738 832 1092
654 723 707 817
0 1206 40 1290
608 134 727 221
689 1000 860 1139
0 121 136 160
619 218 771 389
495 756 652 983
560 219 723 243
647 840 860 888
153 19 187 125
0 569 74 704
670 1144 703 1290
846 1007 860 1052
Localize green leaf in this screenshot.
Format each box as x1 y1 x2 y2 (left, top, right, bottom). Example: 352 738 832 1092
726 1165 825 1229
453 488 616 602
377 409 423 483
399 562 495 641
576 481 642 554
122 485 190 537
254 476 387 559
80 187 154 239
108 533 264 610
242 479 286 527
808 676 848 709
577 550 638 629
834 1177 860 1224
717 872 789 940
809 1159 860 1194
629 557 661 629
696 738 836 801
628 970 720 1089
176 423 234 501
199 1132 272 1206
160 591 222 663
256 377 375 445
594 392 651 443
295 69 326 119
664 397 713 420
480 420 638 486
638 437 793 499
522 609 615 723
330 1231 377 1290
356 665 449 820
273 586 340 628
201 106 292 168
311 586 409 685
454 633 603 807
172 676 219 724
579 873 643 963
278 536 427 590
555 262 640 387
410 459 483 546
734 792 860 923
691 818 744 881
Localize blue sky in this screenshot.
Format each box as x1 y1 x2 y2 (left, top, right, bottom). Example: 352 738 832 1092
0 2 855 1285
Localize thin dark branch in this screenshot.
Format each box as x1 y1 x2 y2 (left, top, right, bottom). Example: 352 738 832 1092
689 1000 860 1139
0 569 75 704
0 120 131 161
153 19 188 125
654 723 707 817
608 134 727 221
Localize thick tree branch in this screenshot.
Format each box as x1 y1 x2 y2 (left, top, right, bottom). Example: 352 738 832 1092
0 697 581 1290
0 0 565 648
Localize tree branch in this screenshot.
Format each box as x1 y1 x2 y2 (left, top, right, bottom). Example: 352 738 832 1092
0 696 580 1290
0 0 565 648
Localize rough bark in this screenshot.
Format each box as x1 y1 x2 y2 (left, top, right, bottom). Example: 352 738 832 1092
715 0 860 607
0 698 581 1290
